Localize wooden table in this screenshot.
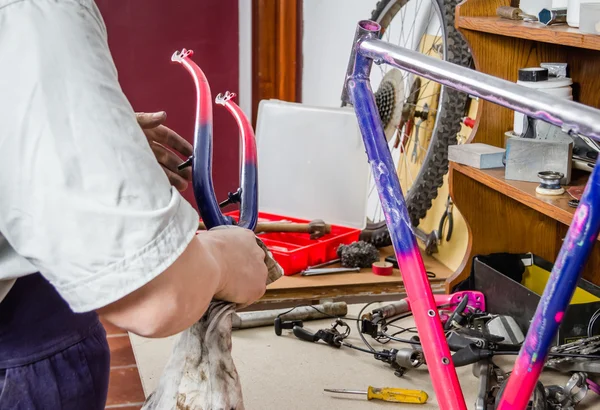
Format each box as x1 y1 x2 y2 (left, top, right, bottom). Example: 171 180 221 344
250 247 453 310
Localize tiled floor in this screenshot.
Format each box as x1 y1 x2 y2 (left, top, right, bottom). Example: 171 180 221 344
101 320 146 410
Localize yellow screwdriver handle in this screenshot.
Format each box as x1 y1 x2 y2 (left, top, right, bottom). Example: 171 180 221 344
367 386 429 404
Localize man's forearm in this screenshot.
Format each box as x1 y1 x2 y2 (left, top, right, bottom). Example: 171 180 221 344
97 236 222 338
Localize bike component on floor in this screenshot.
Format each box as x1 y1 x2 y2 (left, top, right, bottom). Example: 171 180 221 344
374 348 425 377
232 302 348 331
473 360 506 410
291 318 350 348
544 372 588 410
546 336 600 373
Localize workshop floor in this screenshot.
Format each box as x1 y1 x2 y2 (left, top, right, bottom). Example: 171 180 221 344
101 320 145 409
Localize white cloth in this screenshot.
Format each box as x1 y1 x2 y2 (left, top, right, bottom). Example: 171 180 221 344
0 0 199 312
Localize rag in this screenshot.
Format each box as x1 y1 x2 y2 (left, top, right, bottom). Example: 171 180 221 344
142 233 283 410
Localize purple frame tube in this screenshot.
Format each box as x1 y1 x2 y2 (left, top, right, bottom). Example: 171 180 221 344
346 21 467 409
345 19 600 409
496 166 600 408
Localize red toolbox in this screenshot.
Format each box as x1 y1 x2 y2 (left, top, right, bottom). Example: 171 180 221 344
207 211 360 276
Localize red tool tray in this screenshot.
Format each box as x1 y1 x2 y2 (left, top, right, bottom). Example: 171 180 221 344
205 211 360 276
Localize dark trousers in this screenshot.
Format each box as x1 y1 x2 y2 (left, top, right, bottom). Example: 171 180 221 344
0 273 110 409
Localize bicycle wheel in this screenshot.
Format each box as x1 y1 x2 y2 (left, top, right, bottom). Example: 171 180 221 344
358 0 472 247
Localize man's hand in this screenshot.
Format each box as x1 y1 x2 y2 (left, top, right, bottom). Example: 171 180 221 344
136 111 193 192
201 227 269 306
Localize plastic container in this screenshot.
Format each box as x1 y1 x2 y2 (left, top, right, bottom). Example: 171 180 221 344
579 3 600 33
212 211 361 276
254 99 370 230
520 0 552 16
513 68 573 135
567 0 598 27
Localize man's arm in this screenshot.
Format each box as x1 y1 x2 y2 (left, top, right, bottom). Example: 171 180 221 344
0 0 267 337
98 228 268 338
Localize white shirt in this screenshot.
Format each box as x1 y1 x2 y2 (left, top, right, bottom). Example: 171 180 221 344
0 0 199 312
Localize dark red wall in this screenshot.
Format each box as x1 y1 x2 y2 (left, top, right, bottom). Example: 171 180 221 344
95 0 240 210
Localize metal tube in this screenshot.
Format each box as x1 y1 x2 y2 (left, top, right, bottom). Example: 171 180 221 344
358 38 600 140
216 92 258 230
231 302 348 329
347 24 467 408
172 49 230 229
497 165 600 408
340 20 381 106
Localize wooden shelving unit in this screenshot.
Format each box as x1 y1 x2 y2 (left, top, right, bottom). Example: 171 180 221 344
445 0 600 292
456 16 600 51
451 164 590 229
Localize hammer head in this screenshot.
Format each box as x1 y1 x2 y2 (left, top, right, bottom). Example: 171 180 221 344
308 219 331 240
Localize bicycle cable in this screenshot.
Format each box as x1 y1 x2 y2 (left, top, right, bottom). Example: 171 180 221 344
381 332 600 359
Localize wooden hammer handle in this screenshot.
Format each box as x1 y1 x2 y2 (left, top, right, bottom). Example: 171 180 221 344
197 221 332 234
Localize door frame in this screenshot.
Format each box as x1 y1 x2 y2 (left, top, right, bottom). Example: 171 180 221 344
251 0 303 125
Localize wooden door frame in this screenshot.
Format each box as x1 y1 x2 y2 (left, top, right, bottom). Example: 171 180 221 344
251 0 303 126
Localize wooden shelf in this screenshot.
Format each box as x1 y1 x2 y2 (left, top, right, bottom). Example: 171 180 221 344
446 0 600 292
457 16 600 51
259 247 451 305
451 162 591 228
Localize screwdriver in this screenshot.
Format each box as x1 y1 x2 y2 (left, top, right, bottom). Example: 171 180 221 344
324 386 428 404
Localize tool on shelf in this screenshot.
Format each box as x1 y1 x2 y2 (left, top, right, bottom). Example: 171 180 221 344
371 261 393 276
198 218 332 239
539 8 568 26
438 196 454 243
536 171 566 196
324 386 429 404
301 267 360 276
496 6 538 21
306 259 341 269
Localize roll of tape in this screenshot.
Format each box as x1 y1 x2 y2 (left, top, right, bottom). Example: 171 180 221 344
372 261 394 276
518 67 549 82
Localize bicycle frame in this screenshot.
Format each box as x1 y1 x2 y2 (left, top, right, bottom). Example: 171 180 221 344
343 20 600 409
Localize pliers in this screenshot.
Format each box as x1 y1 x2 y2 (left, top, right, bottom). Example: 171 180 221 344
437 196 454 242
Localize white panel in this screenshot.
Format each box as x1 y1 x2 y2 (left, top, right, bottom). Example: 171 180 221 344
238 0 252 118
255 100 369 229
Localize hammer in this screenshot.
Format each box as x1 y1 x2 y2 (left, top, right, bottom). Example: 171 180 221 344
198 219 332 239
